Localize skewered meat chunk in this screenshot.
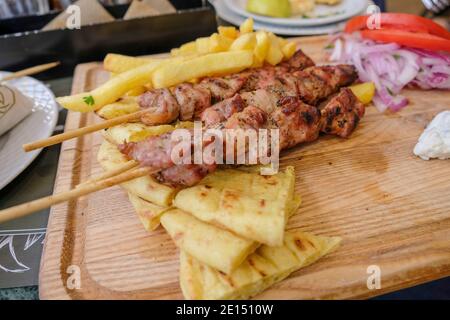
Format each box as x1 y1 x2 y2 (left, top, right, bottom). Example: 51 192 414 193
320 88 365 138
197 74 248 104
119 132 175 169
295 65 358 105
269 96 321 150
139 89 180 125
224 105 268 131
171 83 211 120
155 164 217 187
278 49 315 71
201 94 246 127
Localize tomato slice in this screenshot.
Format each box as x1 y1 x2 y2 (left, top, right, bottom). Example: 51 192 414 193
345 13 450 40
360 29 450 53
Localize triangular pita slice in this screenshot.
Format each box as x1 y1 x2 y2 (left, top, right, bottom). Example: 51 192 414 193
174 167 296 246
162 192 301 274
161 209 259 274
180 230 341 300
128 193 169 231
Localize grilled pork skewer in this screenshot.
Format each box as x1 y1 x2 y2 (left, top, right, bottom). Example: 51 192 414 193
133 50 315 125
119 88 365 187
138 63 356 127
201 64 357 127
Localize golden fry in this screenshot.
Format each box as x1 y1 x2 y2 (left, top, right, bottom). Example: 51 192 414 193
266 33 284 66
96 97 140 120
58 58 183 112
104 53 153 74
230 33 256 51
218 26 239 39
152 51 253 89
239 17 254 34
282 41 297 59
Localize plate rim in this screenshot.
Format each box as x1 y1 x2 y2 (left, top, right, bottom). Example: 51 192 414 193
225 0 369 27
212 0 346 36
0 72 59 190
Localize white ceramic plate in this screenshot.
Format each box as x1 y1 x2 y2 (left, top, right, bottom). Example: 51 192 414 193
212 0 347 36
225 0 369 27
0 72 58 190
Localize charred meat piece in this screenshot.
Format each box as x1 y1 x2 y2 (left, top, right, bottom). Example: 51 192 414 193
269 96 321 150
319 88 365 138
156 164 217 187
239 49 314 92
295 65 358 105
240 89 278 115
171 83 211 121
279 49 315 71
201 94 246 127
138 89 180 125
119 132 176 169
240 67 276 93
242 69 299 99
198 74 247 104
224 105 268 131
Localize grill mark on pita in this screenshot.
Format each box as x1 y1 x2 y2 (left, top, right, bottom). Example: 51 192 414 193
248 257 267 277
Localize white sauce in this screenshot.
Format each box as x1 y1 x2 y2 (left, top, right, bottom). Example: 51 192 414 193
414 111 450 160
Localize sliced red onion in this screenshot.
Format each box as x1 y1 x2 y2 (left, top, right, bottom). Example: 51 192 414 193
327 33 450 113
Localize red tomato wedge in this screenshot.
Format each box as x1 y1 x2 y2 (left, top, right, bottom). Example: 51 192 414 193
345 13 450 40
360 29 450 53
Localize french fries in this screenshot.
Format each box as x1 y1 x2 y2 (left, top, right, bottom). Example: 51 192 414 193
230 33 257 51
239 17 254 34
254 31 270 67
97 97 140 120
266 32 284 66
218 26 239 39
152 50 254 89
104 54 154 74
58 60 168 112
171 18 297 67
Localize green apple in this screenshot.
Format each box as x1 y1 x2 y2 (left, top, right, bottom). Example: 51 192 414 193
246 0 292 18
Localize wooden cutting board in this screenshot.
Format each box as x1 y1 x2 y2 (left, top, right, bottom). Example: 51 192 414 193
39 36 450 300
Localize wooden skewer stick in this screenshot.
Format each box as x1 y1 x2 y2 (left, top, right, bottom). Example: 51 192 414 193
0 166 156 224
1 62 60 82
23 109 148 152
76 160 139 188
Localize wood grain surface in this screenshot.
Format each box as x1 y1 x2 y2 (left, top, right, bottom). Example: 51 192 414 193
39 36 450 300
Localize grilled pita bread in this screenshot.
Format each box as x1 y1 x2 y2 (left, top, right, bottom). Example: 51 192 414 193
128 193 169 231
161 209 259 274
161 193 300 275
174 167 296 246
180 230 341 300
